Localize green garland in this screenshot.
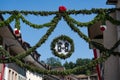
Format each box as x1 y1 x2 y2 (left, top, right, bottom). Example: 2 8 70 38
67 14 101 27
0 15 15 27
0 7 120 75
51 35 74 59
19 14 56 29
15 14 62 60
0 10 58 16
63 14 91 43
106 14 120 25
14 14 21 30
8 51 109 75
0 8 120 15
0 8 120 29
0 39 118 75
0 47 13 63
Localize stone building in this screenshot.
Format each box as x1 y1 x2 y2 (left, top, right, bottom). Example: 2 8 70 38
0 15 59 80
0 15 27 80
88 0 120 80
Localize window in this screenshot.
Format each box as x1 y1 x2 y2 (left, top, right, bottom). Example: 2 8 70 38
15 74 17 80
12 72 14 80
8 69 18 80
8 70 11 80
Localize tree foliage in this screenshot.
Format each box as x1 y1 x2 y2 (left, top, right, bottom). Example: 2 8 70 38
63 61 75 69
63 58 92 74
46 57 62 67
76 58 91 66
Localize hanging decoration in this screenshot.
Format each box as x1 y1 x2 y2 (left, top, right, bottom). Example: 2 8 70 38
0 6 120 75
51 35 74 59
14 28 21 35
59 6 67 12
100 25 107 31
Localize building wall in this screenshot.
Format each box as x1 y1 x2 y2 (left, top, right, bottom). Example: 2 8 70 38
116 1 120 79
3 64 26 80
18 74 26 80
0 64 5 80
3 64 9 80
0 15 47 80
8 63 26 77
26 70 43 80
103 12 119 80
0 64 3 73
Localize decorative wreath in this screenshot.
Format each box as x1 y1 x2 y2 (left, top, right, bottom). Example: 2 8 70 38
51 35 74 59
0 7 120 75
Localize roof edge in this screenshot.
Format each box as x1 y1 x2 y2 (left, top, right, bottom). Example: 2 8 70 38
106 0 118 5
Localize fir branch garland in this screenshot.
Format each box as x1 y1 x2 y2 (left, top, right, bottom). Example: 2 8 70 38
0 47 13 63
19 11 58 16
11 51 109 75
0 8 120 29
0 7 120 75
111 52 120 56
51 35 74 59
20 15 57 29
68 14 101 27
108 39 120 56
63 14 120 57
72 53 109 74
0 40 117 75
15 14 62 60
90 41 108 52
111 39 120 51
0 47 10 57
0 15 15 27
106 14 120 25
63 14 91 43
0 10 59 16
67 8 107 15
90 40 120 57
0 8 120 15
0 58 13 63
14 14 21 30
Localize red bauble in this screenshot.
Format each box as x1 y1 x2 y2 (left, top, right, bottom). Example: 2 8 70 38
14 28 20 34
100 25 107 31
59 6 67 12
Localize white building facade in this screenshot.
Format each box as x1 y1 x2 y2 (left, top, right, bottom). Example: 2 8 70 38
0 15 48 80
26 70 43 80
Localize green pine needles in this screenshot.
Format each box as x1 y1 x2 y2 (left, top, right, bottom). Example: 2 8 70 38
0 8 120 75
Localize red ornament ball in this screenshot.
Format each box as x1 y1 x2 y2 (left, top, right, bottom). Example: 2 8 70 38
100 25 107 31
14 28 20 34
59 6 67 12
